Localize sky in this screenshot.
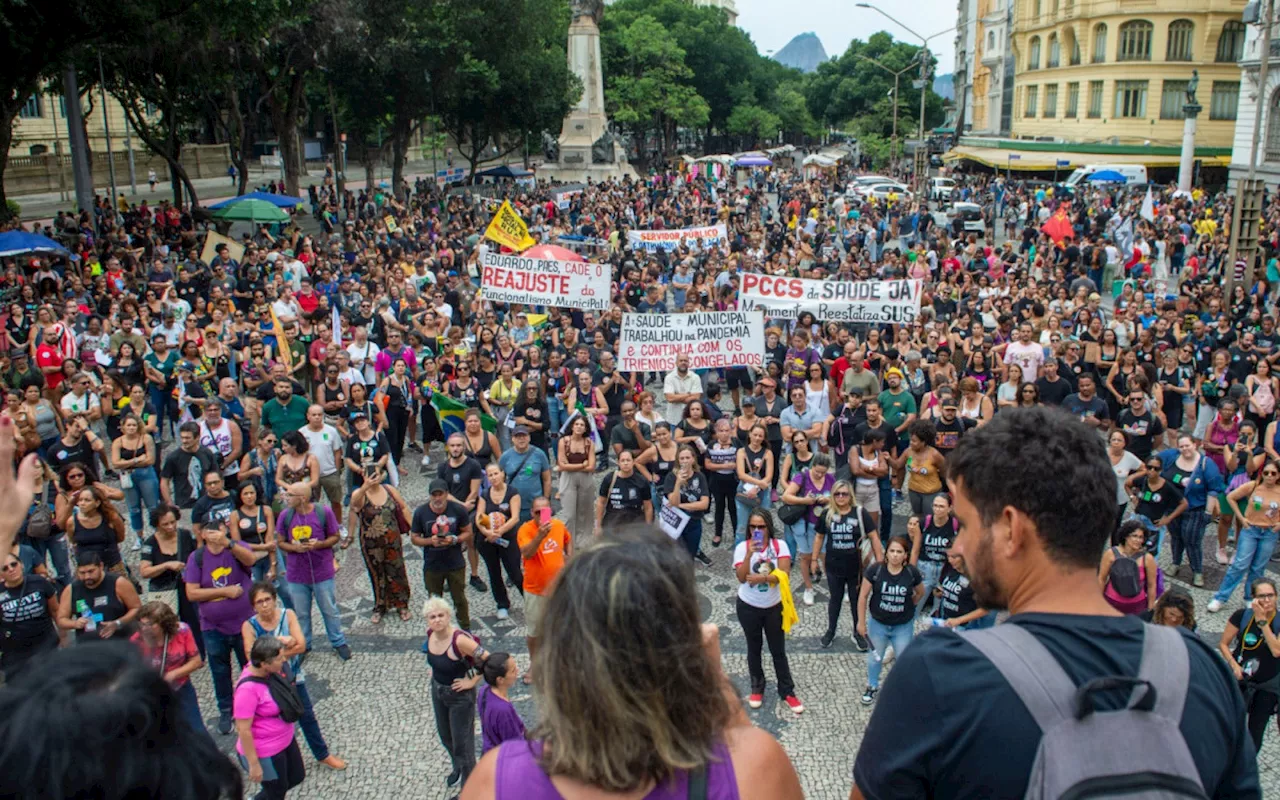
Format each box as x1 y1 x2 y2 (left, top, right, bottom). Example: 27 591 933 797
736 0 960 73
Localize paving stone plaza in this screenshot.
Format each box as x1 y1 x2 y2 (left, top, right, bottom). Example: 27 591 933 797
147 423 1280 799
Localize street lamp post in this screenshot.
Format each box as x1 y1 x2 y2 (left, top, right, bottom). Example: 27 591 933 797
855 3 955 190
856 53 918 168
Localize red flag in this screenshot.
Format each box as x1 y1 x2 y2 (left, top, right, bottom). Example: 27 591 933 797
1040 203 1074 248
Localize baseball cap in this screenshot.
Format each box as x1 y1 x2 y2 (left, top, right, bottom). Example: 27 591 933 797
429 479 449 495
512 425 531 436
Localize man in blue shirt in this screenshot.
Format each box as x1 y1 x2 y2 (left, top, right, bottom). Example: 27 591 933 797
498 427 551 525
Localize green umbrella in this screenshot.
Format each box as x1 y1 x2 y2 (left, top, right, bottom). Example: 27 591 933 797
210 198 291 223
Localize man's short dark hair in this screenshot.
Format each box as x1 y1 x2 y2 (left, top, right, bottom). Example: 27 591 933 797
947 407 1115 570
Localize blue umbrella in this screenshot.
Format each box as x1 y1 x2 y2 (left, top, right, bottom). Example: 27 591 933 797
0 231 69 258
207 191 305 210
1087 170 1127 183
735 155 772 167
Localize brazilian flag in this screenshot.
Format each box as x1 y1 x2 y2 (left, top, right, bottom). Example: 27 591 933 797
430 392 497 437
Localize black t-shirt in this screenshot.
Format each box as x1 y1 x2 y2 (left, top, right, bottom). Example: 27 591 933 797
1034 376 1073 407
1133 477 1184 529
1229 608 1280 683
47 437 99 483
932 416 975 456
1116 410 1164 461
411 499 469 572
437 457 484 504
921 515 958 563
853 614 1258 799
190 492 236 529
754 395 786 443
0 575 58 653
934 563 979 621
661 469 708 509
599 471 650 518
854 420 900 456
814 508 872 558
865 562 922 626
346 433 390 488
140 530 199 591
609 421 652 458
160 447 220 509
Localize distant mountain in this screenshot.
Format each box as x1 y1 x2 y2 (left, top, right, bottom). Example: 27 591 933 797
773 32 828 73
933 73 955 100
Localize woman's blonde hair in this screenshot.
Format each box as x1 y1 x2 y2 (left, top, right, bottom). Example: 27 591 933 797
422 597 453 621
531 527 731 791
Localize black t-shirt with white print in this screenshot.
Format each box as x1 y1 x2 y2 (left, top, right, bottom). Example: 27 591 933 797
866 562 922 626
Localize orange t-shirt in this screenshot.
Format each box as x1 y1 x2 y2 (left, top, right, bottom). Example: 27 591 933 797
516 519 571 596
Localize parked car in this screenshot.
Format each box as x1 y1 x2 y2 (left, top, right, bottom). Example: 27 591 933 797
950 202 987 238
857 182 913 202
928 177 957 203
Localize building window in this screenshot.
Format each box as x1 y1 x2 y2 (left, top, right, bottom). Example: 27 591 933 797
1044 84 1058 117
19 95 41 119
1210 81 1240 120
1092 23 1108 63
1160 81 1188 119
1118 21 1153 61
1028 36 1041 70
1065 82 1080 117
1048 34 1060 67
1166 20 1194 61
1268 90 1280 162
1070 36 1081 65
1064 0 1073 14
1026 85 1039 117
988 31 995 50
1051 0 1059 16
1088 80 1104 117
1217 21 1246 63
1033 0 1041 20
58 95 66 118
1115 80 1148 118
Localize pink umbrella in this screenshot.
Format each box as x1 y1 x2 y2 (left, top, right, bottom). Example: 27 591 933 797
522 244 585 262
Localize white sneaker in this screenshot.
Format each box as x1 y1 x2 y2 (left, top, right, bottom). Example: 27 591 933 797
803 589 815 606
1207 599 1223 613
1216 548 1231 565
496 608 509 621
421 454 431 466
131 539 143 551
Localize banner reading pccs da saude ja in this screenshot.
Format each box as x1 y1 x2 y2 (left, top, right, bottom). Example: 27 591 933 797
480 252 612 311
739 273 923 324
618 311 764 373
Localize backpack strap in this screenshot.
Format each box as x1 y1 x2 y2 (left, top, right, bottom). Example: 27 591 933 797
1133 624 1189 722
962 624 1077 731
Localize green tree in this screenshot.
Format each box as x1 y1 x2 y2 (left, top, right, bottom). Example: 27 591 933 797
603 14 708 166
725 104 780 146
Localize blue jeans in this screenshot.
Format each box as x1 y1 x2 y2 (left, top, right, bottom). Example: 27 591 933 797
958 611 998 630
1128 513 1167 558
877 478 894 543
26 533 72 588
1170 507 1209 574
866 616 915 689
252 558 295 611
289 579 347 650
917 560 943 615
123 467 161 533
149 386 172 438
296 681 330 760
1213 526 1279 605
202 628 247 715
174 680 208 735
548 396 567 440
734 493 773 542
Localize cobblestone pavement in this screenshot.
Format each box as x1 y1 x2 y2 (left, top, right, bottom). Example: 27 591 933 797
88 408 1278 798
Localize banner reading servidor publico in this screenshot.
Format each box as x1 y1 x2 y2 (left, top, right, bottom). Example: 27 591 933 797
626 223 727 252
618 311 764 372
480 251 611 311
739 274 922 324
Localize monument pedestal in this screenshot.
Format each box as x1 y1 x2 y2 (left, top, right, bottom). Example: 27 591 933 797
541 17 634 183
1178 101 1201 195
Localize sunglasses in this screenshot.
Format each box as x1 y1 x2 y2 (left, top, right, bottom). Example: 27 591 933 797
0 561 19 571
1265 470 1280 477
833 491 851 497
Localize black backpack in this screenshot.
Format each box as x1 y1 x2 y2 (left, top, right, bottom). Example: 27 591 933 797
238 673 305 723
1108 547 1144 598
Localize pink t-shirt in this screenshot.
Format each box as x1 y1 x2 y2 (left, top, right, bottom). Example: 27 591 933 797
233 666 296 758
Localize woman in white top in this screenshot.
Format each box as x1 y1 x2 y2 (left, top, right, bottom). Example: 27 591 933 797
1108 429 1143 527
634 390 663 432
803 362 830 416
996 364 1024 409
733 509 801 714
956 376 992 425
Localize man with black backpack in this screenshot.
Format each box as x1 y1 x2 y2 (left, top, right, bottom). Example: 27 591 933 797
851 407 1259 799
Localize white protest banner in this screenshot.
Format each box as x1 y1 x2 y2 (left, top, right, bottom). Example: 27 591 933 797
659 502 691 540
739 273 922 324
626 223 728 252
618 311 764 373
480 251 611 311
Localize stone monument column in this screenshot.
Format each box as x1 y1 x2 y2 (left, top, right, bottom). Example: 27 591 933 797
1178 71 1201 195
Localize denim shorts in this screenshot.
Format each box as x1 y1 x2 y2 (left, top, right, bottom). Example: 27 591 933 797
789 520 816 555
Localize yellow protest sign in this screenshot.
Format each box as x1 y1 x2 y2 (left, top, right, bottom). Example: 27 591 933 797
385 215 399 233
484 200 536 251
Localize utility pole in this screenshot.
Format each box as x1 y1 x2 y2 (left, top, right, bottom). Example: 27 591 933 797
60 65 95 219
50 90 68 203
96 52 118 216
1248 0 1274 185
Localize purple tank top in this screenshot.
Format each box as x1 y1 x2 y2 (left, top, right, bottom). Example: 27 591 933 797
495 739 740 800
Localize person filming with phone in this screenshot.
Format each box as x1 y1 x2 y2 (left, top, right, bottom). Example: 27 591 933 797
516 496 571 686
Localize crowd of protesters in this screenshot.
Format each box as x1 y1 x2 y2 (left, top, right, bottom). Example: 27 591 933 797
0 150 1274 798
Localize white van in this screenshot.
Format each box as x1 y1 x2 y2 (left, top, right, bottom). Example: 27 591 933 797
1063 164 1148 188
